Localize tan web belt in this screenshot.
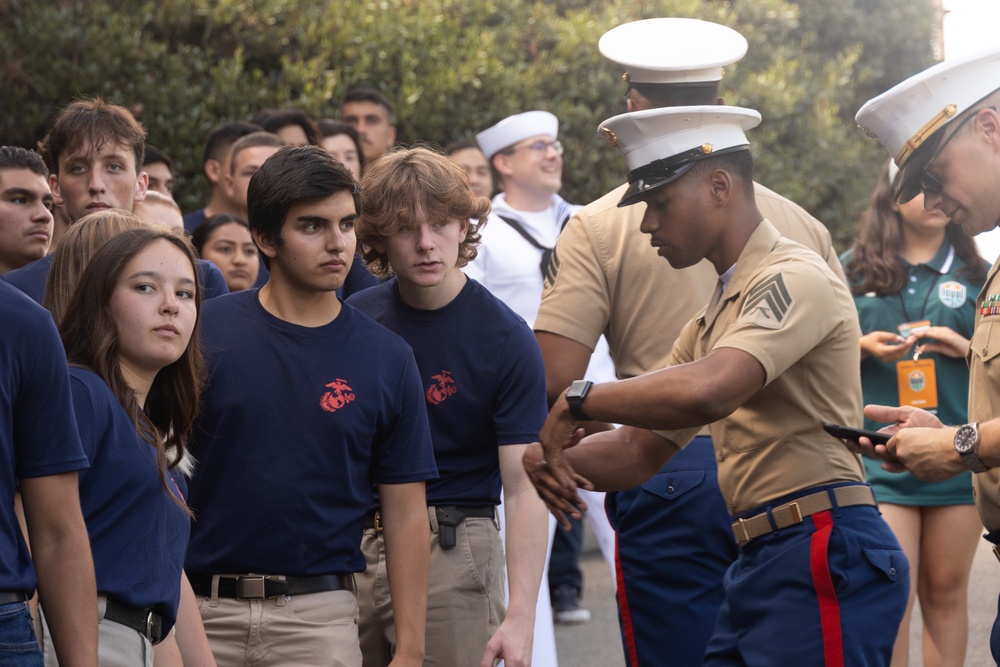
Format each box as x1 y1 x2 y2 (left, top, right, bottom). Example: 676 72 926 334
731 485 876 548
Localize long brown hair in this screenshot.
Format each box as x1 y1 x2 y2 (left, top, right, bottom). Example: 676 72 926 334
59 228 205 511
43 209 145 324
845 159 987 295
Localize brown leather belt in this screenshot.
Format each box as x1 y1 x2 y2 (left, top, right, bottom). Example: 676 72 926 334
731 485 876 548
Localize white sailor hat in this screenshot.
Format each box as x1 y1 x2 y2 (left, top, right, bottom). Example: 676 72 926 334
598 105 761 207
856 47 1000 202
476 111 559 159
599 18 748 86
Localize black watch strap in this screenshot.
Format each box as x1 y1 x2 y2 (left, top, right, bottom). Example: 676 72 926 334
565 380 593 422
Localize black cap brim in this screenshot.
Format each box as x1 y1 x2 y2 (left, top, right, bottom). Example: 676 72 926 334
616 144 751 208
617 161 698 208
894 133 942 204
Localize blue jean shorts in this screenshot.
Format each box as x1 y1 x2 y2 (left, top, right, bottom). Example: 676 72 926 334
0 601 42 667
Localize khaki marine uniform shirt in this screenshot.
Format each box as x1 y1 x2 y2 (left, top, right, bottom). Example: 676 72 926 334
968 260 1000 530
535 181 846 380
654 221 865 515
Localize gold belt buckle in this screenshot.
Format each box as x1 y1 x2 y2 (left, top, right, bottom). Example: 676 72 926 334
373 510 383 533
786 501 803 525
734 517 751 547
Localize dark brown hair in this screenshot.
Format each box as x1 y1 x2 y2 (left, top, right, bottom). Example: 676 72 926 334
845 159 987 295
317 120 365 172
190 213 249 255
40 98 147 174
251 109 320 145
247 145 360 270
357 147 490 277
0 146 48 177
59 227 205 511
202 121 262 165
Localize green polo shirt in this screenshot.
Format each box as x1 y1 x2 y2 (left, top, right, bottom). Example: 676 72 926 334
843 242 987 505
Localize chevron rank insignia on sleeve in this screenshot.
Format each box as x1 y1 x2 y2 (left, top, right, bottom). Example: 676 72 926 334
739 273 793 329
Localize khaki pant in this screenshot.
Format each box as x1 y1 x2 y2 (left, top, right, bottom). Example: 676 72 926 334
358 506 506 667
197 586 361 667
41 597 153 667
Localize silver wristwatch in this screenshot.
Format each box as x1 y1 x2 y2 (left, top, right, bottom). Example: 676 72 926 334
954 423 989 473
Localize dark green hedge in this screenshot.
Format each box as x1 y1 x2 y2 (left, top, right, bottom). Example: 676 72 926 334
0 0 937 246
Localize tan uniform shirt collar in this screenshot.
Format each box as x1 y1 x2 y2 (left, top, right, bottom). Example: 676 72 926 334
700 219 780 327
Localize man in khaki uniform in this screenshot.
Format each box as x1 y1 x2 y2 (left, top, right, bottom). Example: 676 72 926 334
534 18 846 666
852 48 1000 661
525 104 908 666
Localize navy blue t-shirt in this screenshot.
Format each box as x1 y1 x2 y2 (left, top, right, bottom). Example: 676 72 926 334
69 368 189 631
1 253 230 303
183 208 206 235
337 253 382 300
186 289 437 576
0 282 89 594
347 278 548 505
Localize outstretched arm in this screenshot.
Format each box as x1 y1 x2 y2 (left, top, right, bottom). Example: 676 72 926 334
537 347 764 497
536 332 614 435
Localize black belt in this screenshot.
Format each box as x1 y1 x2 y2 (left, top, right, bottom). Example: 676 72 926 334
188 574 350 600
364 505 496 532
0 592 25 606
104 598 164 645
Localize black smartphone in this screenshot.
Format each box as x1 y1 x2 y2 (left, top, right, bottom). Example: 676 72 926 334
822 422 892 446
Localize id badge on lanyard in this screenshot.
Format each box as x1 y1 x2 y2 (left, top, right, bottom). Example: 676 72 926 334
896 357 938 409
896 319 938 408
893 245 950 410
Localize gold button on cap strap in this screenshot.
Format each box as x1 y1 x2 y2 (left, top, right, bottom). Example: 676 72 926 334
731 485 876 547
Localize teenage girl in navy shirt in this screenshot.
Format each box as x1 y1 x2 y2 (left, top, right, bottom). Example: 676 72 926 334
46 227 214 666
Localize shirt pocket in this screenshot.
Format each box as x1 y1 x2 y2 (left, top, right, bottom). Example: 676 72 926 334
968 317 1000 418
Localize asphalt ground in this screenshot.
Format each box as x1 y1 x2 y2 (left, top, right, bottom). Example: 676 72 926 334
555 521 1000 666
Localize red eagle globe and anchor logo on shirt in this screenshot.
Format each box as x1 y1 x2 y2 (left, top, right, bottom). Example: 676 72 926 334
425 370 457 405
320 378 356 413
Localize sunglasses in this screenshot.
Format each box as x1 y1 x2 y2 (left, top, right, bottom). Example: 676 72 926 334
899 106 995 202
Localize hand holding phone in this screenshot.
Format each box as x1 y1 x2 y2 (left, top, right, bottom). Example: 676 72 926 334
822 422 892 446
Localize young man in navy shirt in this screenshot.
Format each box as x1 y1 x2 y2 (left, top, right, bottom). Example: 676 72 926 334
185 145 437 667
1 281 97 666
348 148 548 667
0 147 54 275
182 120 261 234
1 98 228 302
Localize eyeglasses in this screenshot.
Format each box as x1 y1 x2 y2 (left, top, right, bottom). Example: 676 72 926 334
910 106 995 199
508 140 564 156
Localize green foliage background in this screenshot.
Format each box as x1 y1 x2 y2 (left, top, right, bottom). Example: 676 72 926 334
0 0 938 247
